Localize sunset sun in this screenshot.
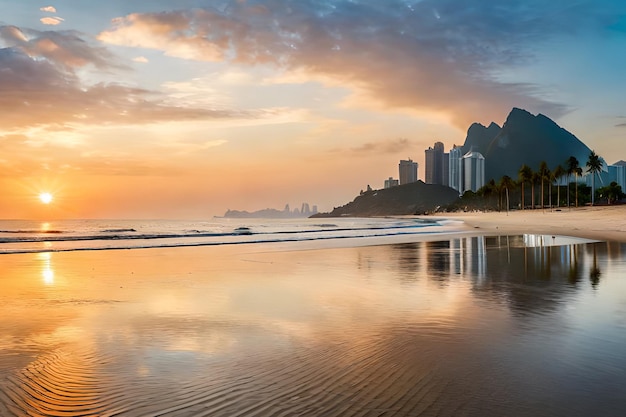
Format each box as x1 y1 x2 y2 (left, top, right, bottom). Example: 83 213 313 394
39 192 53 204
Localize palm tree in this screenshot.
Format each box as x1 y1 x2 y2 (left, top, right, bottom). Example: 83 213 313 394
574 166 583 207
479 179 498 210
532 171 541 209
586 150 604 206
566 156 582 208
553 165 565 207
518 164 532 210
538 161 549 210
500 175 515 213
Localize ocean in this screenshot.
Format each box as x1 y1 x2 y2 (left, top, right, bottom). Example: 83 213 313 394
0 217 454 254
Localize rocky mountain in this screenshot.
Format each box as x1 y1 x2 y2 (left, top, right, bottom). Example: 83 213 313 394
311 181 460 217
462 121 502 154
462 108 591 181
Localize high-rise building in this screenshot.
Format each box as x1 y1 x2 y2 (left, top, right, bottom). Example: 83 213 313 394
588 160 626 191
399 159 418 185
448 145 464 193
613 161 626 191
425 142 446 185
463 150 485 193
384 177 399 189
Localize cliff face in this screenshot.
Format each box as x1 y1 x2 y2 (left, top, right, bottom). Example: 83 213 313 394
311 181 460 217
462 121 501 155
462 108 591 180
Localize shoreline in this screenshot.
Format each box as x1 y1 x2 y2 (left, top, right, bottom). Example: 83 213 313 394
433 205 626 243
0 207 623 256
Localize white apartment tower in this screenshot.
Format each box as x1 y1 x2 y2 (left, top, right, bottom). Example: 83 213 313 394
463 150 485 193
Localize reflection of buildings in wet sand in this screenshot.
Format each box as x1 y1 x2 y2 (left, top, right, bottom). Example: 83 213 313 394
382 236 618 289
449 235 608 283
520 240 587 282
421 235 612 284
387 237 487 281
450 236 486 278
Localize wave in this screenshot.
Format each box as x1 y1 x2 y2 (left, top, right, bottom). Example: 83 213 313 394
0 230 64 234
0 219 448 255
0 232 230 244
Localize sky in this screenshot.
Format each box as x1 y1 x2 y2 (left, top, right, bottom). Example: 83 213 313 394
1 0 625 219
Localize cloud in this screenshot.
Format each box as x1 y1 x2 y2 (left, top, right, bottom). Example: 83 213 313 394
616 123 626 128
132 55 149 63
95 0 626 127
40 17 64 25
0 25 120 70
98 11 225 61
331 138 414 157
40 6 57 13
351 138 413 155
160 139 228 156
0 26 256 131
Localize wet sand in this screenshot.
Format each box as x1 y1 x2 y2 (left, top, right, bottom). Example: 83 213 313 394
1 214 626 416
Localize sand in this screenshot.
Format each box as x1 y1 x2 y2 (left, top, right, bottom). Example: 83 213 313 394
436 205 626 243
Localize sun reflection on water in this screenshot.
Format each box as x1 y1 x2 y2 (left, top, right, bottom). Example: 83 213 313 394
38 252 55 285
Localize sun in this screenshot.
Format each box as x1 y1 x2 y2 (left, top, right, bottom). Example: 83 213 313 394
39 192 53 204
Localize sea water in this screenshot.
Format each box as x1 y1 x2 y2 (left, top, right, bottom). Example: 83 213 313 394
0 217 449 254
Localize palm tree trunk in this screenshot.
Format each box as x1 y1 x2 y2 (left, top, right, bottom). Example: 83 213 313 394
549 181 552 211
506 187 510 214
521 182 525 210
541 180 545 210
575 173 579 207
567 174 570 209
557 180 560 208
591 174 595 206
531 183 535 209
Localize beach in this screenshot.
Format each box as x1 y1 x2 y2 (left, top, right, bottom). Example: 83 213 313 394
441 204 626 243
1 210 626 416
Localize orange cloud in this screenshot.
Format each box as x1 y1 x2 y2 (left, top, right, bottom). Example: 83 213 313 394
1 25 118 69
98 12 225 61
330 138 414 157
96 2 572 129
40 6 57 13
0 25 260 131
40 17 64 25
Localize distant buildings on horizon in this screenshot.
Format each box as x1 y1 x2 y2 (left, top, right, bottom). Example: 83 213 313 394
384 142 485 194
384 177 399 188
398 159 418 185
383 145 624 196
224 202 318 218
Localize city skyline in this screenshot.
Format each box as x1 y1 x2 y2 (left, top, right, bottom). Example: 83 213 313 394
1 1 625 219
